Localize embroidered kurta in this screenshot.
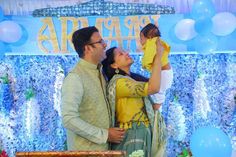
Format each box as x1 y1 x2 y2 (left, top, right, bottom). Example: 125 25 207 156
115 78 150 129
108 75 152 157
61 59 112 151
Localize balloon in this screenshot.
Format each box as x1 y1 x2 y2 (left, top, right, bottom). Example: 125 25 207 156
168 24 185 44
194 18 213 35
191 0 216 20
217 34 236 51
174 19 197 41
0 7 4 22
194 33 218 54
0 41 6 52
0 20 22 43
186 38 196 51
11 25 28 46
190 126 232 157
212 12 236 36
0 41 6 60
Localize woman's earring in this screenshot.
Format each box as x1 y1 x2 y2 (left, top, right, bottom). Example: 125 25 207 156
115 68 119 74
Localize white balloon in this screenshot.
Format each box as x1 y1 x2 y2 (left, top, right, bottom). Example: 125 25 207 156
174 19 197 41
0 20 22 43
212 12 236 36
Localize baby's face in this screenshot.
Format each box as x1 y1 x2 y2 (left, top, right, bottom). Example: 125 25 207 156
140 32 147 46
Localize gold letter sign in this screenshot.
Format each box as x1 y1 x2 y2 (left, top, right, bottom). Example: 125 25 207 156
38 15 160 53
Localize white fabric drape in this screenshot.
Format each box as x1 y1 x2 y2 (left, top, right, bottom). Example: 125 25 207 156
0 0 235 15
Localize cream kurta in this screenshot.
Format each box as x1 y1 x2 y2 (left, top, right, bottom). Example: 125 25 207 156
61 59 112 150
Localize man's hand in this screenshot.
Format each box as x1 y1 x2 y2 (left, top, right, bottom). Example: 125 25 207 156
107 127 125 143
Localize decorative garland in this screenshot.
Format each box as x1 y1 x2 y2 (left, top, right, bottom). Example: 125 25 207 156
0 74 13 116
32 0 175 17
178 148 192 157
167 96 187 141
193 74 211 119
24 88 40 139
53 68 65 117
222 88 236 124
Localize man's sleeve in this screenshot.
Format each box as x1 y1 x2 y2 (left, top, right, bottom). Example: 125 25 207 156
61 73 108 144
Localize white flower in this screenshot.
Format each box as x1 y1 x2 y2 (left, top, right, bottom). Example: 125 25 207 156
129 150 144 157
167 101 187 141
193 74 211 119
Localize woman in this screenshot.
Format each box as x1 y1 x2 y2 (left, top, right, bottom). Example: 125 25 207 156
102 40 167 157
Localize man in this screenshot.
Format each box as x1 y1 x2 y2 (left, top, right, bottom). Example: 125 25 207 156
61 26 125 151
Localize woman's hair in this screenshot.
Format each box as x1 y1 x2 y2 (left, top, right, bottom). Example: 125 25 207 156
130 72 148 82
102 47 149 82
140 23 161 38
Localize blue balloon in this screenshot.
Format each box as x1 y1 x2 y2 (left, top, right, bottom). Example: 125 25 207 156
186 38 196 51
190 126 232 157
0 7 4 22
191 0 216 20
0 41 6 60
194 33 218 54
0 41 6 52
194 18 213 35
217 30 236 51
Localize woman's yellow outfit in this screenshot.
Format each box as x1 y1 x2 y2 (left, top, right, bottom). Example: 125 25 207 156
116 78 150 130
107 74 167 157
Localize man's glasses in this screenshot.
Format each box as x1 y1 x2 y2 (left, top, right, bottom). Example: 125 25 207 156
87 39 106 45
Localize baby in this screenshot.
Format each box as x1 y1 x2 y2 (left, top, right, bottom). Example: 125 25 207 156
140 23 173 110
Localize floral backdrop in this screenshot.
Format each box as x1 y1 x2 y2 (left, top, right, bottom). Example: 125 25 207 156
0 53 235 157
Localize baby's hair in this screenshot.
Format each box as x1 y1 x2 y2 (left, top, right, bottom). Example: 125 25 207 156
140 23 161 38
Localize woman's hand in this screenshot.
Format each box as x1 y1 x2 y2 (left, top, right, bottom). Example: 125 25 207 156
147 38 162 95
156 37 164 57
